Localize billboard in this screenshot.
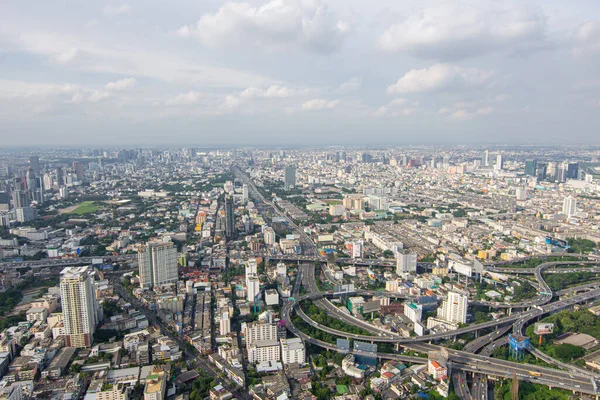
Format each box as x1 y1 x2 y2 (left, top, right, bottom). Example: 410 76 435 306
545 236 568 249
450 261 472 277
534 323 554 335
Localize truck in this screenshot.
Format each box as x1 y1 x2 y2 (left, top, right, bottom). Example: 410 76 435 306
528 371 541 377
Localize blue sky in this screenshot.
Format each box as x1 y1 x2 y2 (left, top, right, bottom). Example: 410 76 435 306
1 0 599 146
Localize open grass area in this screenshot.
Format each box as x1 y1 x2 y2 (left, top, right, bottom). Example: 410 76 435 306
69 201 102 215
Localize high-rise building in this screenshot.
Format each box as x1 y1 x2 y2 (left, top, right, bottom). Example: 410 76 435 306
60 266 98 347
280 338 305 365
0 192 9 212
403 302 423 323
396 253 417 274
482 150 489 167
143 368 167 400
284 165 296 191
225 196 235 238
12 178 27 209
563 196 577 217
495 154 503 171
437 290 468 325
536 162 547 180
242 184 249 202
246 274 260 303
244 321 277 347
138 242 178 290
567 162 579 180
29 156 40 176
220 312 231 336
524 159 537 176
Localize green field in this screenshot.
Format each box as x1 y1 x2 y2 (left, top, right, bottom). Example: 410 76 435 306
69 201 101 215
324 199 342 205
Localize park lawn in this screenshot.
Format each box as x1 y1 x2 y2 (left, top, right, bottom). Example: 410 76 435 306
69 201 102 215
324 199 342 205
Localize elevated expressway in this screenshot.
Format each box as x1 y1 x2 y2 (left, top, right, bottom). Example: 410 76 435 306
282 260 600 395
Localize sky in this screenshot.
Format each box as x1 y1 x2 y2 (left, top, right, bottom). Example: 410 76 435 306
1 0 600 147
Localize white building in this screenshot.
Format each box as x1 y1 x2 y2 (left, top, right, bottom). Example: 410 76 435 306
26 307 48 323
396 253 417 274
263 228 276 246
403 302 422 324
563 196 577 217
437 290 468 325
244 322 277 347
246 274 260 303
247 340 280 364
280 338 305 365
138 241 178 290
264 289 279 306
60 266 98 348
143 369 166 400
220 312 231 336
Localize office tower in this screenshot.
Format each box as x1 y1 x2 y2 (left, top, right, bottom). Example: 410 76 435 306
482 150 489 167
60 266 98 347
396 253 417 274
524 159 537 176
29 156 40 176
563 196 577 217
495 154 503 171
244 321 277 346
55 167 64 186
557 164 567 183
284 165 296 191
12 178 26 209
280 338 305 365
138 242 178 290
536 163 547 180
567 162 579 180
220 312 231 336
225 196 235 238
15 207 37 222
72 161 84 180
242 184 249 202
403 302 423 323
0 193 9 212
438 290 468 324
546 162 558 181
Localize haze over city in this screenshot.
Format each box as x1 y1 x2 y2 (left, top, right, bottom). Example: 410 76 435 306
1 0 600 146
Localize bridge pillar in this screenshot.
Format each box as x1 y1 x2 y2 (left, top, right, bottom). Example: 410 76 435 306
475 330 479 339
508 308 512 316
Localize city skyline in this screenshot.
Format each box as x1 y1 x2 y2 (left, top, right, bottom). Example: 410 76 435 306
1 0 600 146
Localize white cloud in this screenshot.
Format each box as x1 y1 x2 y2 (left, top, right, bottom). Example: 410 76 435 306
166 91 202 106
377 4 548 60
372 98 417 117
387 63 493 94
105 77 137 91
301 98 339 110
451 106 494 120
103 3 131 16
338 77 362 92
241 85 295 98
574 21 600 56
176 0 350 53
53 48 80 64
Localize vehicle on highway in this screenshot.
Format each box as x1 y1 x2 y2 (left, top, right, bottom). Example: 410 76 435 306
529 371 541 377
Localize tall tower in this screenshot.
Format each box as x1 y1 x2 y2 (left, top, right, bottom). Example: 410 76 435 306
29 155 40 176
138 242 178 289
438 290 468 324
242 184 249 202
482 150 489 167
562 196 577 217
60 266 98 347
284 165 296 191
225 196 235 238
396 253 417 274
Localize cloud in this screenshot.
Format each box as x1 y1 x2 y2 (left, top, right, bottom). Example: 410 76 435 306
377 4 548 60
103 3 131 16
373 98 417 117
387 63 493 94
166 91 202 106
574 21 600 56
241 85 295 98
105 77 137 91
176 0 350 53
339 77 362 92
301 98 339 110
451 106 494 120
53 48 80 64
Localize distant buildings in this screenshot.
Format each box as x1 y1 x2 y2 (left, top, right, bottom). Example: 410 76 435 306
138 242 178 290
225 196 235 238
60 266 98 348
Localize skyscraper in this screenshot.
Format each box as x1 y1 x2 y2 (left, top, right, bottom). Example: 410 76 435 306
284 165 296 191
438 290 468 324
138 242 178 289
566 163 579 180
242 184 249 202
29 156 40 176
563 196 577 217
482 150 489 167
524 160 537 176
225 196 235 238
495 154 503 171
11 178 26 209
60 266 98 347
